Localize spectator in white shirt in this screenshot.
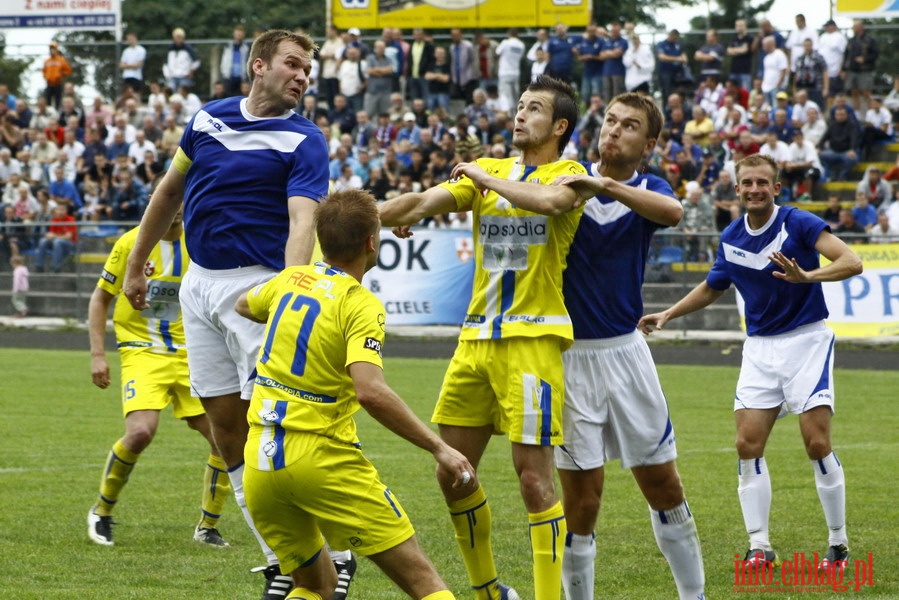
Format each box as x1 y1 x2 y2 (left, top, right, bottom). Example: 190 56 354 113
760 37 789 107
495 28 525 111
758 131 791 169
784 130 822 199
861 96 894 159
801 106 828 146
784 14 818 72
127 130 158 167
870 211 899 243
790 89 821 128
817 19 847 102
119 32 147 95
623 35 655 94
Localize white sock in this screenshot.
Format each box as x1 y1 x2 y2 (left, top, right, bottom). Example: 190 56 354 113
229 463 278 566
812 452 848 547
650 502 705 600
738 457 772 550
562 531 595 600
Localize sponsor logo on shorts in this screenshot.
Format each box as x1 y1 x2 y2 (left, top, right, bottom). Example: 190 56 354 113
364 337 383 355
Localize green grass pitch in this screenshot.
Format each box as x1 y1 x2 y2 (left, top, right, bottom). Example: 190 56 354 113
0 348 896 599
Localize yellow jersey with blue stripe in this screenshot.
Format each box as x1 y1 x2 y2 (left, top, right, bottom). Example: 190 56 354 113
97 227 188 354
438 157 586 346
244 263 386 470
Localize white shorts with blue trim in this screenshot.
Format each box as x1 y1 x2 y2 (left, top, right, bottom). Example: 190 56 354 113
734 320 836 415
181 264 277 400
555 331 677 471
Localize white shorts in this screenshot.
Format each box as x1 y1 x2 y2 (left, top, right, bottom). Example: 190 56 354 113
555 331 677 471
735 320 835 415
181 264 276 400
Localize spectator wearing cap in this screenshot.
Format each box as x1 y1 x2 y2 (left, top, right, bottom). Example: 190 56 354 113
818 19 847 103
396 112 422 147
861 96 894 159
43 42 72 110
345 28 370 59
784 129 822 199
726 19 754 92
842 19 879 111
656 29 687 102
792 38 828 108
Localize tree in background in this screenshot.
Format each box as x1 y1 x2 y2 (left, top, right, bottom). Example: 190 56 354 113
0 35 35 96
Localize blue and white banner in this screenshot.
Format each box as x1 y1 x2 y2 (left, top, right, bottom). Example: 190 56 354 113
0 0 119 30
363 228 475 326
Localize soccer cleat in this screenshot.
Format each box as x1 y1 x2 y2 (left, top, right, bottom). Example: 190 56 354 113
332 554 358 600
193 525 229 547
819 544 850 571
87 508 114 546
498 583 521 600
744 548 781 567
252 565 294 600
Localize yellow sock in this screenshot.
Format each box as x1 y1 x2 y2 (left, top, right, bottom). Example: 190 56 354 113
95 439 139 517
529 501 566 600
448 485 501 600
199 454 231 528
286 589 321 600
422 591 456 600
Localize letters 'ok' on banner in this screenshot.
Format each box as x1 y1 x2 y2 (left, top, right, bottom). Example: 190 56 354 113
333 0 589 30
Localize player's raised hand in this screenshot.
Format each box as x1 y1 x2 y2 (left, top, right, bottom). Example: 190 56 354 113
638 311 669 335
434 444 477 489
769 251 810 283
451 162 489 190
392 225 414 239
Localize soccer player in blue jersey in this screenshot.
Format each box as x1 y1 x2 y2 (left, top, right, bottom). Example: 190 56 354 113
379 76 586 600
640 153 862 573
479 92 707 600
235 189 474 600
121 30 354 598
87 204 231 548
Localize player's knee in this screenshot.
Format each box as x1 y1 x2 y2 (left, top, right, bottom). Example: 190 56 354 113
804 437 831 460
518 468 556 509
123 426 155 452
734 434 764 458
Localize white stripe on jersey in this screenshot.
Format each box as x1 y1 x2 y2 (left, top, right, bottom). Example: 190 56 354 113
722 222 789 270
479 271 500 340
193 110 308 153
521 373 540 445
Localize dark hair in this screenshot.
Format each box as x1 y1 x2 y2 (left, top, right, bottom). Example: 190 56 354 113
606 92 664 141
526 75 579 155
247 30 317 82
315 189 380 262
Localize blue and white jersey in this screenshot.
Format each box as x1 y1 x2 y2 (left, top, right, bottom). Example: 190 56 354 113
707 205 829 336
178 97 330 270
564 164 673 339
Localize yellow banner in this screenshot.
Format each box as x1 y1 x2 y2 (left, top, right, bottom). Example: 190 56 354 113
332 0 589 29
835 0 899 16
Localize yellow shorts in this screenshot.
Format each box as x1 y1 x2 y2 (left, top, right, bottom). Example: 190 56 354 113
433 337 565 446
119 350 203 419
243 429 416 574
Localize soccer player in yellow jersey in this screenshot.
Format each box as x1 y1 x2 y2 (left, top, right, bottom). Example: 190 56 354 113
235 189 474 600
87 204 230 547
378 75 586 600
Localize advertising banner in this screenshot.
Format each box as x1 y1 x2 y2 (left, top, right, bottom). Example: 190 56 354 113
364 228 475 326
332 0 588 30
836 0 899 17
0 0 119 30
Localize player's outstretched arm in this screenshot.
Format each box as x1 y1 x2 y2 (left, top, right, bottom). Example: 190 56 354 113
453 161 582 216
87 287 116 389
555 174 684 226
638 281 726 334
285 195 318 267
123 165 186 310
378 186 458 228
349 361 476 489
769 231 863 283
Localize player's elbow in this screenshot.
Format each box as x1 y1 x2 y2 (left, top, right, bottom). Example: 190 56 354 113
846 254 863 276
355 381 388 411
664 202 685 228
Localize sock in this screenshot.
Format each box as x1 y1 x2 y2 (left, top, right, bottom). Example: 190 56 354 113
199 454 231 529
812 452 848 547
529 501 566 600
562 532 595 600
229 462 278 565
448 485 500 600
737 457 772 550
95 439 139 517
422 592 456 600
286 590 322 600
650 501 706 600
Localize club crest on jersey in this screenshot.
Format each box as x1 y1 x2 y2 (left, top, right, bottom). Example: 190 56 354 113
143 260 156 277
262 440 278 458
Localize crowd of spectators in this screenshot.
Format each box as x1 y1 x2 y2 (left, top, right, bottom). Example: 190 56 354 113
2 15 899 270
